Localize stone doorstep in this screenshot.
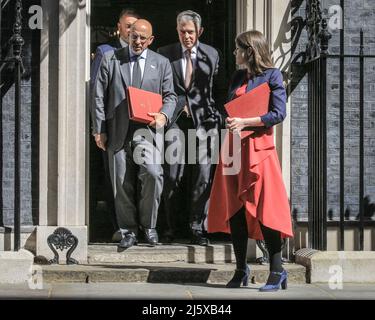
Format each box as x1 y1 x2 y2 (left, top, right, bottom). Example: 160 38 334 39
0 249 34 284
295 249 375 283
35 263 306 285
88 243 236 264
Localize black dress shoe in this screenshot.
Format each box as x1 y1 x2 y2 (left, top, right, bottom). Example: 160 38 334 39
118 233 138 249
111 229 122 242
144 228 159 246
190 231 210 246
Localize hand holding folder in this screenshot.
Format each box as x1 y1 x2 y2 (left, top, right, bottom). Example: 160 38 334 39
224 82 270 136
126 86 163 124
224 82 270 119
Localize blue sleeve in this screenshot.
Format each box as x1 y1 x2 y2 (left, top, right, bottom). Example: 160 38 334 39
90 47 104 87
260 68 287 128
90 45 114 88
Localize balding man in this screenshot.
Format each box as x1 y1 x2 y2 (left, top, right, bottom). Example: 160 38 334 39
91 19 177 249
90 9 139 243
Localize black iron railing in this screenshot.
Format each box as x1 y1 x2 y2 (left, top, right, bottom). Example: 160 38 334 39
305 0 375 251
0 0 24 251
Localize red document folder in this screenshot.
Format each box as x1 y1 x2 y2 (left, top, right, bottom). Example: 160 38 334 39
224 82 271 119
127 86 162 123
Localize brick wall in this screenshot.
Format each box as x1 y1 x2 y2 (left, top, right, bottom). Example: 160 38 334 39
1 1 40 226
291 0 375 221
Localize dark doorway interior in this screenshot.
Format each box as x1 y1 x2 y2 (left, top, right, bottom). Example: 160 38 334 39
89 0 236 243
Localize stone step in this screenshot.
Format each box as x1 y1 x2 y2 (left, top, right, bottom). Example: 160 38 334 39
88 243 236 264
295 249 375 283
36 262 306 284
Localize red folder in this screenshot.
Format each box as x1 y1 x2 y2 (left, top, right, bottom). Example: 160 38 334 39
126 86 163 123
224 82 270 119
224 82 271 138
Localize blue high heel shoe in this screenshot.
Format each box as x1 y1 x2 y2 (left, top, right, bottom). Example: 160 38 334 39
259 270 287 292
226 265 250 288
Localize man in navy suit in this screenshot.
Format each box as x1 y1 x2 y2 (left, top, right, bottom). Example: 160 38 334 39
91 9 139 86
90 9 139 242
158 10 222 245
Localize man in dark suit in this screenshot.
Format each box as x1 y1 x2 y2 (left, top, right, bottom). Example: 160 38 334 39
91 19 177 249
91 9 139 84
158 10 222 246
90 9 139 243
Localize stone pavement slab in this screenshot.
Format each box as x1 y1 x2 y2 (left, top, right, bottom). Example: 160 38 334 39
37 262 306 284
0 283 374 300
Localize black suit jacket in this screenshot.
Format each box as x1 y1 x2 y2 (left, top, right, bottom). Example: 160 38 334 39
157 42 222 130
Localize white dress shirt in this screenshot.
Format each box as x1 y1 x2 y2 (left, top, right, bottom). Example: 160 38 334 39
128 48 169 123
129 48 148 84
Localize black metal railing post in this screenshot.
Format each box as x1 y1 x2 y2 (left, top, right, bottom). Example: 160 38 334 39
306 4 331 250
359 29 364 251
9 0 24 251
339 0 345 251
319 18 330 250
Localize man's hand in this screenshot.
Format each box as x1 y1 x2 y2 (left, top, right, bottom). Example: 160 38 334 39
94 133 107 151
183 105 191 117
226 117 246 133
148 112 167 128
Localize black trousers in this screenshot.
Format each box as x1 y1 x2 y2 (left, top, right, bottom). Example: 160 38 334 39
162 114 214 235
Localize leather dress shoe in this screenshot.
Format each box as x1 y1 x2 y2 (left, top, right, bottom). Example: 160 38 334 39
111 229 122 242
144 228 159 246
190 231 209 246
118 233 138 249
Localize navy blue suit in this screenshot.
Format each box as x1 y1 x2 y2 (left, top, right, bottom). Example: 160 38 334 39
90 41 122 236
90 41 122 88
227 68 286 128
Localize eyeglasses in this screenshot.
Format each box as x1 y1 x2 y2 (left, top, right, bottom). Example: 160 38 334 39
131 34 152 42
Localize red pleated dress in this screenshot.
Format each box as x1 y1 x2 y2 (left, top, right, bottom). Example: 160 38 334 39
207 84 293 240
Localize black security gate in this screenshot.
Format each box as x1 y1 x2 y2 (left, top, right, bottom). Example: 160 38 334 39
0 0 24 251
304 0 375 250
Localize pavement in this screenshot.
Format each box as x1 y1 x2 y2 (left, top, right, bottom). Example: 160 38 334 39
0 282 374 300
36 262 306 284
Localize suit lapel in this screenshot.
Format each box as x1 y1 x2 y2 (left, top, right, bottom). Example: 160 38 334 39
117 47 131 88
194 45 207 85
171 44 184 87
141 50 154 89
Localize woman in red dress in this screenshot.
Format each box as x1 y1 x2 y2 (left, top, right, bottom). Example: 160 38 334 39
207 30 293 292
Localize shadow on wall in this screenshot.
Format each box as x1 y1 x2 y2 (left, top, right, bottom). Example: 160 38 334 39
40 0 87 64
272 0 307 97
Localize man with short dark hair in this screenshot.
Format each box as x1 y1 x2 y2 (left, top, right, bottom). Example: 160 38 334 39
91 9 140 84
